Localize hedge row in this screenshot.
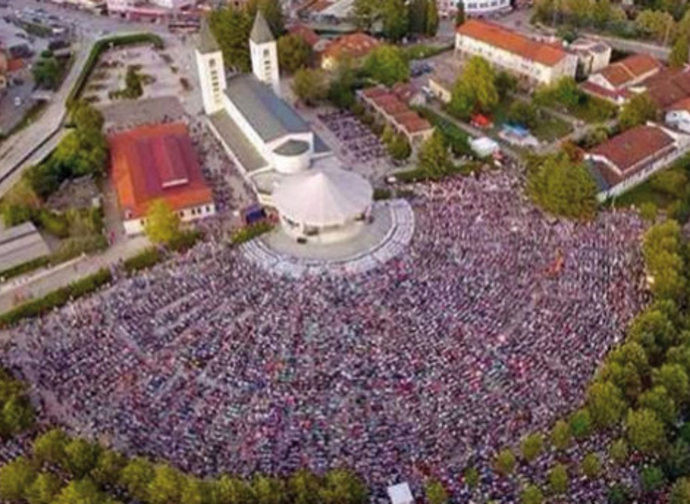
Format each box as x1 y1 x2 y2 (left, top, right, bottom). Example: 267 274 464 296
0 256 50 283
0 268 112 328
231 221 274 245
123 247 161 275
67 33 164 107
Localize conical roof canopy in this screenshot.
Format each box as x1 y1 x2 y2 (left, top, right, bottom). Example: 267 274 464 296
250 11 275 44
273 166 373 227
198 16 220 53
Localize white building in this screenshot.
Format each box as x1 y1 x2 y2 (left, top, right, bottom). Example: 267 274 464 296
455 20 577 86
568 38 611 76
456 0 511 16
585 123 690 201
196 13 378 244
666 97 690 133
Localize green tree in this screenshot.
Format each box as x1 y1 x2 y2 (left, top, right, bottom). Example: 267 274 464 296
626 408 667 455
527 153 597 220
586 381 626 429
328 57 357 108
53 478 110 504
639 386 677 424
548 463 568 494
609 438 629 465
91 449 126 486
671 36 689 68
580 452 602 478
277 34 312 73
388 134 412 161
425 0 439 36
288 469 321 504
408 0 428 34
319 469 367 504
353 0 379 30
1 396 34 438
32 56 60 90
251 475 284 504
144 199 181 245
292 68 329 106
619 93 658 130
665 439 690 480
381 0 409 41
418 131 450 178
653 363 689 403
64 438 101 478
495 448 517 475
520 433 544 462
592 0 612 27
455 2 465 26
520 484 543 504
26 472 61 504
209 7 252 72
570 408 592 438
425 479 448 504
120 457 155 501
551 420 572 450
363 45 410 86
148 464 183 504
641 465 666 493
33 428 68 468
213 475 252 504
0 457 36 502
507 101 539 129
451 56 498 116
643 220 686 302
463 466 479 488
640 202 658 222
629 308 677 365
635 9 676 43
671 478 690 504
180 477 204 504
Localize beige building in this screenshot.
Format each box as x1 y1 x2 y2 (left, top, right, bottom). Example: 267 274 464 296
455 20 577 86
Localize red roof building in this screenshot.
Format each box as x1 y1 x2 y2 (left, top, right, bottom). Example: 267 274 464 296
109 122 215 235
583 54 663 104
321 33 380 69
585 124 685 200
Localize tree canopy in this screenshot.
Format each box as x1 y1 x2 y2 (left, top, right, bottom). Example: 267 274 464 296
144 199 181 245
363 45 410 86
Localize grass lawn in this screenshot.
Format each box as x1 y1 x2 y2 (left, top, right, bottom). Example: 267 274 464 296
613 179 678 210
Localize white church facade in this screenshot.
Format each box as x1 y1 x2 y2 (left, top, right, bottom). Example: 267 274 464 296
196 13 374 244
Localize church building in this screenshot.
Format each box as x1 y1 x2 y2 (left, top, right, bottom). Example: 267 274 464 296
196 12 332 203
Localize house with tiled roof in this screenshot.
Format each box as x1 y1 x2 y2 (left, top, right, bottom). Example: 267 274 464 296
585 123 690 201
358 86 434 147
454 20 577 85
109 122 216 235
582 54 663 105
320 33 380 70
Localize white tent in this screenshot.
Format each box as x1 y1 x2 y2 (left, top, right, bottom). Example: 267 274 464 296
272 165 373 227
387 483 414 504
470 136 499 158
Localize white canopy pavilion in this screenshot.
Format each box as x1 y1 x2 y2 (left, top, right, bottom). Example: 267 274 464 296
272 165 373 244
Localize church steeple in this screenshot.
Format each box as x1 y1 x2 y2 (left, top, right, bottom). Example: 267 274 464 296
194 16 227 115
250 11 281 96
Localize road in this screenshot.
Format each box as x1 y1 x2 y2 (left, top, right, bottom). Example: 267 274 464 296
0 0 199 199
495 8 671 61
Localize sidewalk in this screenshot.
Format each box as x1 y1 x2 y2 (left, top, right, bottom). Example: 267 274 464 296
0 235 150 315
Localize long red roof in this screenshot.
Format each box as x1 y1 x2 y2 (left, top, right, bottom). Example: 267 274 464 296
456 20 567 67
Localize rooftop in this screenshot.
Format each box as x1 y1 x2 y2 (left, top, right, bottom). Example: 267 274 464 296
589 124 675 174
456 19 568 67
595 53 662 88
250 11 275 45
322 32 380 61
109 122 213 219
0 222 50 274
198 16 220 54
225 74 311 142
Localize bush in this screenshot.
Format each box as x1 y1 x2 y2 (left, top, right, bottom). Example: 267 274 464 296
36 210 69 238
641 465 665 492
570 408 592 438
0 256 50 282
520 433 544 462
123 248 161 274
0 269 112 328
231 221 274 245
495 448 517 475
167 230 202 253
581 452 602 478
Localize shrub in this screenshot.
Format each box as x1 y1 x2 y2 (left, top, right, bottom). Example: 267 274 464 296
581 452 602 478
570 408 592 438
494 448 517 475
0 269 112 328
520 433 544 462
231 221 274 245
123 248 161 274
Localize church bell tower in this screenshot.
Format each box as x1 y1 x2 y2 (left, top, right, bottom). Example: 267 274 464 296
249 11 281 96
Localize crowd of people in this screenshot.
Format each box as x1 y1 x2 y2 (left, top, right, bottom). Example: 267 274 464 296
318 111 388 165
1 171 648 501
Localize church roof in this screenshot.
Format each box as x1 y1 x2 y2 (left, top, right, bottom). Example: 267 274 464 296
198 16 220 53
273 164 373 226
250 11 275 44
225 74 310 142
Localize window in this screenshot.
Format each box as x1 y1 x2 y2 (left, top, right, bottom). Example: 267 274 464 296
263 48 269 57
209 58 216 68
